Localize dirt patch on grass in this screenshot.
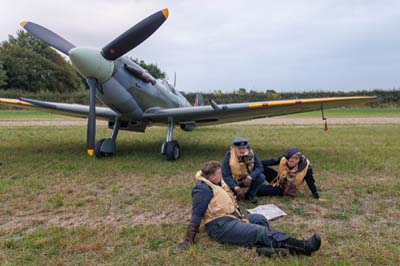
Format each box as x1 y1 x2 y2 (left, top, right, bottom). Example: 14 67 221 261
0 174 192 234
1 210 186 234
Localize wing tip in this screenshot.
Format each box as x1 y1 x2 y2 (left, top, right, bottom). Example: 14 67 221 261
0 98 32 106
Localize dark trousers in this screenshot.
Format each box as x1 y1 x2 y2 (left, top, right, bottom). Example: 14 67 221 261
263 166 278 183
257 166 284 196
206 214 288 247
257 184 284 196
245 173 265 198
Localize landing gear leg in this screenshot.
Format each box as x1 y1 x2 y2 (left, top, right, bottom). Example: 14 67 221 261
95 119 120 158
161 117 180 161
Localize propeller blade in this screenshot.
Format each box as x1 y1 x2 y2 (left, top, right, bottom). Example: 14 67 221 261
102 8 169 60
87 78 97 156
20 21 75 55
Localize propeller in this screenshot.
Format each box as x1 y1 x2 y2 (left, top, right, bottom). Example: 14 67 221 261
102 8 169 60
86 78 97 156
20 21 75 55
20 8 169 156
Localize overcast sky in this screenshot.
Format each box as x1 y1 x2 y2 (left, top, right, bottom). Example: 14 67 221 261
1 0 400 92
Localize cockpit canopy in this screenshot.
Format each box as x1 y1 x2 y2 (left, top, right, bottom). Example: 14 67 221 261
162 79 176 94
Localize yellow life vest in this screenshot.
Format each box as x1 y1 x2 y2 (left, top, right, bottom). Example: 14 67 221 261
195 171 248 225
272 157 310 189
229 146 255 183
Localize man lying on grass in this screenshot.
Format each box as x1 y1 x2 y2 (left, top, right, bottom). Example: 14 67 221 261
178 161 321 257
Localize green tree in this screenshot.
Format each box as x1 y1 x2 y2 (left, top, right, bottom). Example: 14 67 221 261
0 30 83 92
0 60 7 88
238 88 247 94
131 58 166 79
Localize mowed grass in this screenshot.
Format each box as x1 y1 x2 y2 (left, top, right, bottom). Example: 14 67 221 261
1 107 399 121
286 107 400 117
0 117 400 265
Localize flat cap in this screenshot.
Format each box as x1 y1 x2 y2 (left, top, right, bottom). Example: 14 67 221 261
232 137 249 148
284 147 299 159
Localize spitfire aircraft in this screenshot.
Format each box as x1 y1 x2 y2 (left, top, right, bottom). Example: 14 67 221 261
0 8 376 160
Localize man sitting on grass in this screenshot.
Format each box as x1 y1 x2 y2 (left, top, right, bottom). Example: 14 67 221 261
257 147 320 199
178 161 321 257
221 138 265 204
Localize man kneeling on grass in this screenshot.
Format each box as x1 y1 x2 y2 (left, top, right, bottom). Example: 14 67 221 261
178 161 321 257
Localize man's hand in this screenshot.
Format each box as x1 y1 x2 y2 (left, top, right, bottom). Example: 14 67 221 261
242 176 252 187
177 223 199 251
235 187 245 199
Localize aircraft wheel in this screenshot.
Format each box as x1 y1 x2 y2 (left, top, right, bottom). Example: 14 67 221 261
95 139 106 158
95 138 115 158
161 141 167 155
165 141 180 161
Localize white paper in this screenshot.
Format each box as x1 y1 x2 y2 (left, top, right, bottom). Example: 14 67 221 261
247 204 287 221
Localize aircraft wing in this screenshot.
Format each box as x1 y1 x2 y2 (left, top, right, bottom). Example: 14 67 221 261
0 98 119 121
143 96 377 125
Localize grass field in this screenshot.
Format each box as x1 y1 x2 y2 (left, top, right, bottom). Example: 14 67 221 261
0 110 400 265
0 107 399 121
286 107 400 117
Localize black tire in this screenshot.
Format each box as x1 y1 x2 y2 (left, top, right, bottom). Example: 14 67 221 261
95 138 106 158
160 141 167 155
165 141 180 161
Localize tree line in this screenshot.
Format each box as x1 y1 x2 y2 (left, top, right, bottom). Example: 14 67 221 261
0 31 83 92
183 89 400 107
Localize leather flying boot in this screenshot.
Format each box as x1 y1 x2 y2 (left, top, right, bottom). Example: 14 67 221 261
245 193 258 204
283 233 321 255
256 246 290 257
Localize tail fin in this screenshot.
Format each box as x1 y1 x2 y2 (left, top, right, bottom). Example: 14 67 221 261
194 93 204 106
